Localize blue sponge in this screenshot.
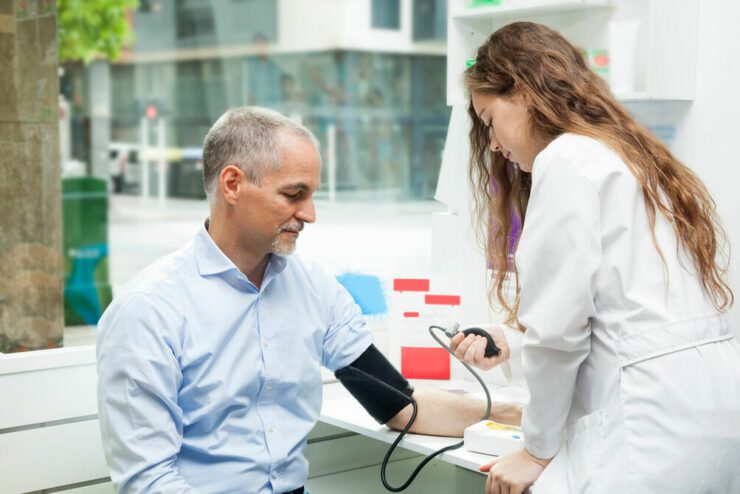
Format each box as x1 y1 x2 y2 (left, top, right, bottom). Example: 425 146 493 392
336 273 388 316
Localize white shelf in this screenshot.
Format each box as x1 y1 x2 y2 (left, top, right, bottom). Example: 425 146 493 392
616 92 692 103
453 0 613 22
616 92 649 102
447 0 699 105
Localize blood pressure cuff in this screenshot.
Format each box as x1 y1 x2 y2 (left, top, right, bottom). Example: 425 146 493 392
335 344 415 424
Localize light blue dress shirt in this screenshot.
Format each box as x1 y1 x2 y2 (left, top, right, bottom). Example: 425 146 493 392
97 224 372 493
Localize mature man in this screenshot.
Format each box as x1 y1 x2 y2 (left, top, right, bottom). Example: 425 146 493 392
97 107 520 494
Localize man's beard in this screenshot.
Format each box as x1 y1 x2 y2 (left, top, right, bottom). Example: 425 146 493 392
271 221 304 256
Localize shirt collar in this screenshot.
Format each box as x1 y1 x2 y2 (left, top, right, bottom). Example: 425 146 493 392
193 219 288 278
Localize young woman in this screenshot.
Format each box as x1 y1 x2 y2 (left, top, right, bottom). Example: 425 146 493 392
450 22 740 494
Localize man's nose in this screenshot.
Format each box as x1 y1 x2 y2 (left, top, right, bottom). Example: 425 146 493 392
296 199 316 224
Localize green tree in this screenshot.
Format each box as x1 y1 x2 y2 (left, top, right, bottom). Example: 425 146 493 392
57 0 139 63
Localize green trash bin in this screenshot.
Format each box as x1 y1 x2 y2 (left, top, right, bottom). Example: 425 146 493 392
468 0 501 6
62 177 113 326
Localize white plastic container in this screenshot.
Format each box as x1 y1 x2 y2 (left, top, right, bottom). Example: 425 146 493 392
464 420 525 456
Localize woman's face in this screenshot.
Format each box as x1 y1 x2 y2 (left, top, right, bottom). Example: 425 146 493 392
471 91 547 172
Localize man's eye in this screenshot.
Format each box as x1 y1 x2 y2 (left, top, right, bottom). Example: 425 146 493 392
284 192 300 199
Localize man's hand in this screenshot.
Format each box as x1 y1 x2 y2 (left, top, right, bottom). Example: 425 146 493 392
480 448 551 494
450 324 510 370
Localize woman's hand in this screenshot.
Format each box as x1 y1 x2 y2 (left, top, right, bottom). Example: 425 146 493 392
449 324 510 370
480 448 551 494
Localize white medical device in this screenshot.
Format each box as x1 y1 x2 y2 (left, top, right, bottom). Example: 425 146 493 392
463 419 524 456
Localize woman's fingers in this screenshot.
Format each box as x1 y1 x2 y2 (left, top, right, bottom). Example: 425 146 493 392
464 335 482 362
451 327 511 370
480 458 499 472
474 336 487 364
449 332 465 351
453 333 476 360
454 334 507 371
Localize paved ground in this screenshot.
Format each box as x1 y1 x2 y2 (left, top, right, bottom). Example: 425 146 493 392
108 194 445 291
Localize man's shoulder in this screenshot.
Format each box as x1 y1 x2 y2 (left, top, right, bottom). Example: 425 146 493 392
276 254 347 305
115 244 196 308
282 254 336 286
98 246 195 342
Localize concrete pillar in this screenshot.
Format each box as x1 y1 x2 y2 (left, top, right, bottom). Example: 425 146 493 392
87 59 111 180
0 0 63 352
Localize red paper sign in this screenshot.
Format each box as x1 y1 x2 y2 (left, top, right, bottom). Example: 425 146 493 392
401 347 450 380
424 294 461 306
393 279 430 292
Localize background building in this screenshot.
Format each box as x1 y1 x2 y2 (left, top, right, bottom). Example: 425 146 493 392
61 0 451 200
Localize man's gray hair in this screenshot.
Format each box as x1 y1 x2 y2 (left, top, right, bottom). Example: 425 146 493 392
202 106 318 198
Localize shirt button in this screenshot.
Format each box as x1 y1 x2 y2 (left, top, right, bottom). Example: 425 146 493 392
267 384 273 392
268 425 276 433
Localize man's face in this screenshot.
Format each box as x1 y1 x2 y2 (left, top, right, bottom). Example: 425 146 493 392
234 133 320 257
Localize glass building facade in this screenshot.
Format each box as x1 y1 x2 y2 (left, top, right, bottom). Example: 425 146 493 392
61 0 450 201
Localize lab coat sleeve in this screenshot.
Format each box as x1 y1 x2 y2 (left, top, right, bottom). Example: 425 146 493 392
516 154 600 459
96 293 200 494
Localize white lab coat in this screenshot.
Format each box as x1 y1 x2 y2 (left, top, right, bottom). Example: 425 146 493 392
509 134 740 493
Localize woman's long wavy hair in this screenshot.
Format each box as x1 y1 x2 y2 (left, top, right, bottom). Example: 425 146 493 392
464 22 733 328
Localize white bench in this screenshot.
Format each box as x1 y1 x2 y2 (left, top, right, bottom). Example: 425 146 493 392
0 346 113 494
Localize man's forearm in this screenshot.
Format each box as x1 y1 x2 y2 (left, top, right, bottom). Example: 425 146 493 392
385 385 522 436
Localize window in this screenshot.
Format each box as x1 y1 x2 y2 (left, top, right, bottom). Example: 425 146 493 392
372 0 401 30
413 0 447 41
176 0 215 39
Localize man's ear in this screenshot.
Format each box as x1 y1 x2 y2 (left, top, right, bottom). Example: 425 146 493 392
219 164 247 205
